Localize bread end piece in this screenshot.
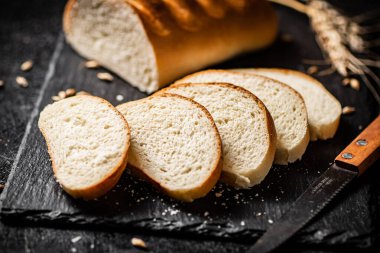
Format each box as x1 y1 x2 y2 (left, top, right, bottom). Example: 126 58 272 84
39 95 131 200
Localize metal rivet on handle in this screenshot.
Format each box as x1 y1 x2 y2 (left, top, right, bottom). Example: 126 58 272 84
356 139 367 146
342 153 354 159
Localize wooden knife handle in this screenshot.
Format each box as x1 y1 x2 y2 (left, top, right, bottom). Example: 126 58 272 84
335 115 380 175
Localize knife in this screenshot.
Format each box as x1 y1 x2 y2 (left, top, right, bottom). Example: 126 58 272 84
247 115 380 253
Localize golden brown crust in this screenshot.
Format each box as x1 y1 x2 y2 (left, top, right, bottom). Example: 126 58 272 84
118 93 223 202
63 0 76 36
38 95 131 200
63 0 277 91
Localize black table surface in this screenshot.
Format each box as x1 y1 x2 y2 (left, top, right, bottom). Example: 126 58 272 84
1 0 380 252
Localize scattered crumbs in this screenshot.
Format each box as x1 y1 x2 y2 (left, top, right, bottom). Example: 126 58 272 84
240 221 245 226
204 211 209 217
268 219 274 224
281 33 293 42
187 213 192 216
256 212 262 217
0 80 5 88
170 209 179 215
131 237 147 249
71 247 77 253
215 192 222 197
116 94 124 102
358 125 363 130
84 60 100 69
221 202 226 206
317 171 321 174
280 190 284 194
307 65 318 74
16 76 28 87
342 106 355 115
97 72 113 82
255 193 259 197
21 60 33 72
115 202 119 206
90 243 95 249
71 236 82 243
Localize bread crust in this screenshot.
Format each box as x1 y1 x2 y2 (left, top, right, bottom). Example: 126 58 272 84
38 95 131 200
157 82 277 187
63 0 278 92
174 69 310 165
117 93 223 202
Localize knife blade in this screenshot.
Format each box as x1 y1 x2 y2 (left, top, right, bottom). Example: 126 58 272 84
247 115 380 253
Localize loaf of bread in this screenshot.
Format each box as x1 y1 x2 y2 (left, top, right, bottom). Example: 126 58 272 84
116 94 222 201
38 95 131 199
63 0 278 93
157 82 277 188
233 68 342 140
175 70 310 165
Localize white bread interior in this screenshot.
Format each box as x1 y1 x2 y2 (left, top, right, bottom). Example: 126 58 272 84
116 94 222 201
157 82 277 188
38 95 131 199
63 0 278 93
233 68 342 140
175 70 310 165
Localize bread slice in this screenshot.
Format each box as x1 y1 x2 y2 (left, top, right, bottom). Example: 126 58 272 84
175 70 309 165
38 95 131 199
116 94 222 202
63 0 277 93
232 68 342 140
156 83 276 188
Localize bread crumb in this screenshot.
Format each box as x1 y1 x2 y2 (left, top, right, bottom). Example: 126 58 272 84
131 238 147 249
215 192 222 197
84 60 100 69
71 247 77 253
77 91 91 96
342 106 355 115
71 236 82 243
21 60 33 72
240 221 245 226
58 91 67 99
204 211 209 217
116 94 124 101
97 72 113 82
268 219 274 224
349 78 360 90
52 96 60 102
65 88 76 97
342 78 350 86
16 76 28 87
307 66 318 74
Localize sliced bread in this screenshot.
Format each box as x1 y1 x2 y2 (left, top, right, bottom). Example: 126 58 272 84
175 70 310 165
116 94 222 202
38 95 131 199
157 83 277 188
232 68 342 140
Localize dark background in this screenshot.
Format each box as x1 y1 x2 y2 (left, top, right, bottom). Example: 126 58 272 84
1 0 380 252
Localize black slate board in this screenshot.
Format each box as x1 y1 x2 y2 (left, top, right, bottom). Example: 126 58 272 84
1 4 380 249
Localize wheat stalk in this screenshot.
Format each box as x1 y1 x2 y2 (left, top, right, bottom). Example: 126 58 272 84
270 0 380 104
